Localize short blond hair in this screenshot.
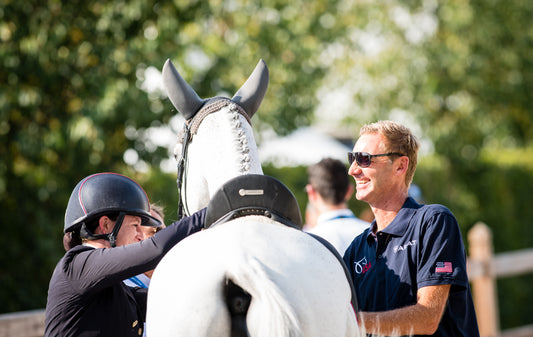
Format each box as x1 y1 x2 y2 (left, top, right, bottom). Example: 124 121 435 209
360 120 419 187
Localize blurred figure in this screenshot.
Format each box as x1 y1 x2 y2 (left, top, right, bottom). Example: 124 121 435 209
305 158 369 255
124 204 167 289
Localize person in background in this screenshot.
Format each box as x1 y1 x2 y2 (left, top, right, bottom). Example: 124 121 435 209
45 172 205 337
305 158 369 255
343 120 479 336
123 204 166 289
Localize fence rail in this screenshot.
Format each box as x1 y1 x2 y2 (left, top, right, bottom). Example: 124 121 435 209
0 309 45 337
1 222 532 337
468 222 533 337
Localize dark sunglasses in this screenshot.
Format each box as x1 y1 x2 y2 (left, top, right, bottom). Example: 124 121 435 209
347 152 405 167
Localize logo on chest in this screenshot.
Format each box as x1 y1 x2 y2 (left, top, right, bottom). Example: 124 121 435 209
354 257 371 274
393 240 417 254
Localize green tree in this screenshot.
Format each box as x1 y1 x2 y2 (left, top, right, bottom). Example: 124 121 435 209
2 0 533 329
0 0 347 312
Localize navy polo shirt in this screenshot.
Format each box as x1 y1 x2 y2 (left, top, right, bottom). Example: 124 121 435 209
344 197 479 337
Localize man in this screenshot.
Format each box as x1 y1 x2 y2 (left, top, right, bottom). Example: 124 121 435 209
305 158 369 255
343 121 479 336
45 172 205 337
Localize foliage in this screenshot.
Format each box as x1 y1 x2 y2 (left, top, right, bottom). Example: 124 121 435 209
1 0 533 331
0 0 347 312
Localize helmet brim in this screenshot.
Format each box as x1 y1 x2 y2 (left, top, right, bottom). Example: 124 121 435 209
139 212 163 227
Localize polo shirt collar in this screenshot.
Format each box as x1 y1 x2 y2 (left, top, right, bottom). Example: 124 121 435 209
367 197 421 240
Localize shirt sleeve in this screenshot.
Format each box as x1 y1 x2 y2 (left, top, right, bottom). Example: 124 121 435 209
66 208 206 294
416 206 470 290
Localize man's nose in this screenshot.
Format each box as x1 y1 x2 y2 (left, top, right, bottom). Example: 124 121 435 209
348 162 361 175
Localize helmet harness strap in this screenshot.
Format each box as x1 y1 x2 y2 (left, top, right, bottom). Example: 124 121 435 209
107 212 126 248
80 212 126 248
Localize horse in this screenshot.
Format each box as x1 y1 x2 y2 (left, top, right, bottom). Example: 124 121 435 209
146 58 360 337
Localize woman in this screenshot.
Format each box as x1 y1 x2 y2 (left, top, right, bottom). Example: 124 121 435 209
45 172 205 337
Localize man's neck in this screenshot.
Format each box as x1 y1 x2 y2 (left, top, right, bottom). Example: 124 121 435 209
371 194 408 232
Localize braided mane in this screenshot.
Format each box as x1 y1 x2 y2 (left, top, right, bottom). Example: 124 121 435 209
175 99 254 175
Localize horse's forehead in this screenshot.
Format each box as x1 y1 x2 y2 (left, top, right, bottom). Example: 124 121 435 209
193 97 232 118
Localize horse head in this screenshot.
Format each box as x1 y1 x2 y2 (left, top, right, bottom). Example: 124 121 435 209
162 59 268 216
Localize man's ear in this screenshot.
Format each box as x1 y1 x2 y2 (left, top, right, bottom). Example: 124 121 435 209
344 184 355 202
395 156 409 176
306 184 316 199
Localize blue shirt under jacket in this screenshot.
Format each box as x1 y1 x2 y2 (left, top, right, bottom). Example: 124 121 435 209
343 197 479 337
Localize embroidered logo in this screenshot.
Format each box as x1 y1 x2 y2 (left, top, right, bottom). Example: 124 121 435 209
393 240 417 253
354 257 371 274
436 261 453 273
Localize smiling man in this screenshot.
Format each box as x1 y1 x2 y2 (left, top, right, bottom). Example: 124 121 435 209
343 121 479 337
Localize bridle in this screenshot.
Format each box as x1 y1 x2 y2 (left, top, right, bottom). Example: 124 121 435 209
175 98 252 220
176 122 192 220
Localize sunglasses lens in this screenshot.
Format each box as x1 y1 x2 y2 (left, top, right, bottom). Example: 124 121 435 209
348 152 355 165
348 152 370 167
357 153 371 167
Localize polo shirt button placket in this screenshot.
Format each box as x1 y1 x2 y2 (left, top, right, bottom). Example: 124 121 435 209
376 232 388 259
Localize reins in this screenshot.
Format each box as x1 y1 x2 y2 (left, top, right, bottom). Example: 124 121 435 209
176 122 191 220
175 98 252 220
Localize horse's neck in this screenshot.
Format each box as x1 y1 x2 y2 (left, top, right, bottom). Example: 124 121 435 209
184 106 263 213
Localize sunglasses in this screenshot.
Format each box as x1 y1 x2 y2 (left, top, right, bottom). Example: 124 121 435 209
347 152 405 167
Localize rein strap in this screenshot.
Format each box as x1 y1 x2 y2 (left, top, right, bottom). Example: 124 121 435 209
176 124 191 220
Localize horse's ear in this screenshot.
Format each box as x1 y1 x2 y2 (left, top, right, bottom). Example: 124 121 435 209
162 59 205 120
231 59 269 118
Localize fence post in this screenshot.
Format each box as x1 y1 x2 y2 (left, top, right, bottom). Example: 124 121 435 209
468 222 500 337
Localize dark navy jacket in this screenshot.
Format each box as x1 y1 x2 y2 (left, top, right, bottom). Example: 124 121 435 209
344 197 479 337
45 209 205 337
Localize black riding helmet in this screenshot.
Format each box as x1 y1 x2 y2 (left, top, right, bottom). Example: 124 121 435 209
64 172 161 247
205 174 302 229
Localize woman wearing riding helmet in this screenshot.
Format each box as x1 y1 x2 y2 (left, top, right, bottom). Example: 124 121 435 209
45 172 205 337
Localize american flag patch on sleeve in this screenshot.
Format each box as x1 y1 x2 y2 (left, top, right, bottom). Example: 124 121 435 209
436 261 453 273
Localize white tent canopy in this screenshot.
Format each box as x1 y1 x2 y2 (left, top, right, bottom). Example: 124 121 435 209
259 127 353 167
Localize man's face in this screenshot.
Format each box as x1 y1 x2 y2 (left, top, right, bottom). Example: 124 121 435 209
348 133 397 205
114 215 144 246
